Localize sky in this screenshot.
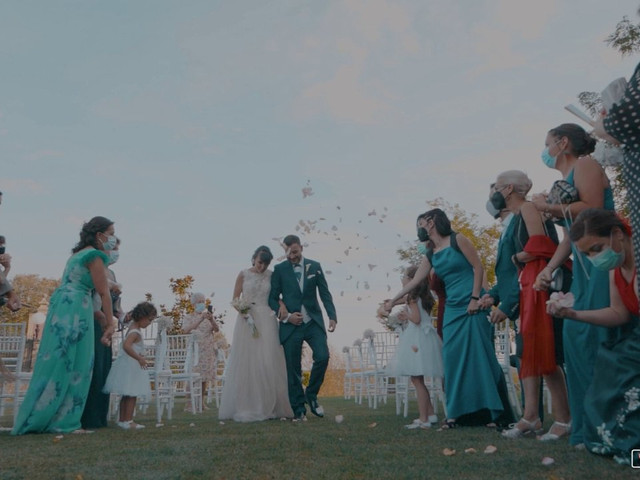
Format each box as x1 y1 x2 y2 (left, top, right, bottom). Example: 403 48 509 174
2 0 639 351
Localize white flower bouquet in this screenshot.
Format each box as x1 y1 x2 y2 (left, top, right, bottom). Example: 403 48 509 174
363 329 375 341
231 297 258 338
378 313 404 332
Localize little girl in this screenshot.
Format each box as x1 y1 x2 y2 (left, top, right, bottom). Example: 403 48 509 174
395 266 444 429
103 301 157 430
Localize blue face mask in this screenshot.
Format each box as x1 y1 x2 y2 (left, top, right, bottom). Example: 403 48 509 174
102 234 117 251
417 243 428 256
194 303 206 313
588 237 625 271
541 147 557 169
108 250 119 265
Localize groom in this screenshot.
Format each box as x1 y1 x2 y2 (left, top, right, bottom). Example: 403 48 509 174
269 234 337 421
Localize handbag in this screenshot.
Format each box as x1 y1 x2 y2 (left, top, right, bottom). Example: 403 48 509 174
546 180 579 223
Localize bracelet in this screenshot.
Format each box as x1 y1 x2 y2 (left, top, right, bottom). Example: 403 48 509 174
470 295 479 301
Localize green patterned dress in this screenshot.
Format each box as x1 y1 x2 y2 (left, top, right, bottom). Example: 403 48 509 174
12 248 109 434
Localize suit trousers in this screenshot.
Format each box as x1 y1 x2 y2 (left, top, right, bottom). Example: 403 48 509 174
282 321 329 415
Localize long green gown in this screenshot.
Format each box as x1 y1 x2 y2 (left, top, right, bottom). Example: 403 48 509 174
562 169 619 445
431 246 511 424
12 248 109 434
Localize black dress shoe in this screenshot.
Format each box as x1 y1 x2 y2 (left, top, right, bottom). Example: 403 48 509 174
307 397 324 417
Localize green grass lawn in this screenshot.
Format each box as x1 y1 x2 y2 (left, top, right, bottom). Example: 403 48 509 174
0 397 636 480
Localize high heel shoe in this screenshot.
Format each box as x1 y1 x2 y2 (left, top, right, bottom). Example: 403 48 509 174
501 418 543 439
538 421 571 442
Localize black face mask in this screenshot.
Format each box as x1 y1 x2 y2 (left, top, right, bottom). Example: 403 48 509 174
490 191 506 211
417 227 429 242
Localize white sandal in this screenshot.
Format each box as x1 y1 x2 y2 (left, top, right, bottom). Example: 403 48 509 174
538 421 571 442
501 417 543 439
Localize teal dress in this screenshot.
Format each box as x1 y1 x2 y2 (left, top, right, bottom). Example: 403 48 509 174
562 169 618 445
431 246 509 423
12 248 109 434
583 268 640 465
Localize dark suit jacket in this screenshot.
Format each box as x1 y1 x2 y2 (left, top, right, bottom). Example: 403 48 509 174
488 216 520 319
269 258 337 343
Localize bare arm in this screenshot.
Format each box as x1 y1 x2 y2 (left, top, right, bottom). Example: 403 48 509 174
232 271 244 305
515 202 545 264
456 234 483 299
549 271 631 326
123 331 147 368
88 258 114 345
406 299 421 325
388 256 431 305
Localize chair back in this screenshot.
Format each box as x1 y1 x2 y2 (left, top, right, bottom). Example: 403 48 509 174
163 334 198 374
0 323 27 374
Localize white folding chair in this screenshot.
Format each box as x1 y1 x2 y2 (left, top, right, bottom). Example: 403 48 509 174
212 348 227 408
494 320 522 417
349 343 366 405
362 336 389 409
157 333 202 418
0 323 32 422
342 347 354 399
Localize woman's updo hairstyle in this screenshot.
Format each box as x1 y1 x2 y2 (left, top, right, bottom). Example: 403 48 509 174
72 216 113 253
422 208 453 237
549 123 597 157
497 170 533 197
569 208 631 242
252 245 273 266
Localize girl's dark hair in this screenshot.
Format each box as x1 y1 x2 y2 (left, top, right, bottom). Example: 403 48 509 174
421 208 452 237
131 301 157 321
72 216 113 253
405 265 435 313
548 123 597 157
570 208 630 242
252 245 273 265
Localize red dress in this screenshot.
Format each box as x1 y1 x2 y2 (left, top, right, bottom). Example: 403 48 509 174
614 267 638 316
519 235 561 378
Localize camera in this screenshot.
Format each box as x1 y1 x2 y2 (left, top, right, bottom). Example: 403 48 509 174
0 247 5 255
207 305 213 313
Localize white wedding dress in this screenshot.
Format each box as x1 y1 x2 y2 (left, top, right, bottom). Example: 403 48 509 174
218 269 293 421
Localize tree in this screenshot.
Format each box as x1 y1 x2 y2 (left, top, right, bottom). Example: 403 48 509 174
155 275 226 335
0 274 60 324
575 10 640 216
395 198 501 286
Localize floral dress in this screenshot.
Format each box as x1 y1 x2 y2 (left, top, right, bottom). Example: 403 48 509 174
584 268 640 465
12 248 109 434
181 313 217 382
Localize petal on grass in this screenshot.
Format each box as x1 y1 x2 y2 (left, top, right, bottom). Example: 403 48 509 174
484 445 497 454
443 448 456 456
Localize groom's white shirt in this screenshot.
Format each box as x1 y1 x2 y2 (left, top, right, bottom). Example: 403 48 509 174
294 257 311 324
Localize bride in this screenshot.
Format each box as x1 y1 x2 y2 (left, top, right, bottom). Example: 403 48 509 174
218 246 293 421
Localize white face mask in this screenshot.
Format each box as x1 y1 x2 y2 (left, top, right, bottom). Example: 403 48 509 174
102 234 117 251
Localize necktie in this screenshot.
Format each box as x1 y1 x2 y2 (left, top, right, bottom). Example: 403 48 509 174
293 264 302 281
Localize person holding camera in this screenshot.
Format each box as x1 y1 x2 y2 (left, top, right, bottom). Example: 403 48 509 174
181 291 219 411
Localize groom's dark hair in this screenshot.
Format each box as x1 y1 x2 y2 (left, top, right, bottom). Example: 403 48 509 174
283 235 301 247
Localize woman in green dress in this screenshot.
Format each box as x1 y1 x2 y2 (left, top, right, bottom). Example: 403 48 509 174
12 216 116 435
548 209 638 464
533 124 616 445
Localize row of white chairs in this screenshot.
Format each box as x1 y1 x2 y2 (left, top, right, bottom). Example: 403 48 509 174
342 329 447 418
0 323 229 426
343 320 523 419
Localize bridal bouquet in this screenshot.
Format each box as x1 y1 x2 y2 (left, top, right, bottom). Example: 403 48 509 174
378 313 404 333
231 297 259 338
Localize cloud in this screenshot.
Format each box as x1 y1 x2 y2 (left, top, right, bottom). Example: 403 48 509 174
0 178 46 194
23 149 65 163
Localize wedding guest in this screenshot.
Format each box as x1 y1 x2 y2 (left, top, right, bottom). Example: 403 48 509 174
385 209 513 428
593 57 640 287
12 216 116 435
220 246 292 421
547 209 638 464
103 301 157 430
533 123 617 446
81 238 123 429
393 266 443 429
181 292 219 411
489 171 571 440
